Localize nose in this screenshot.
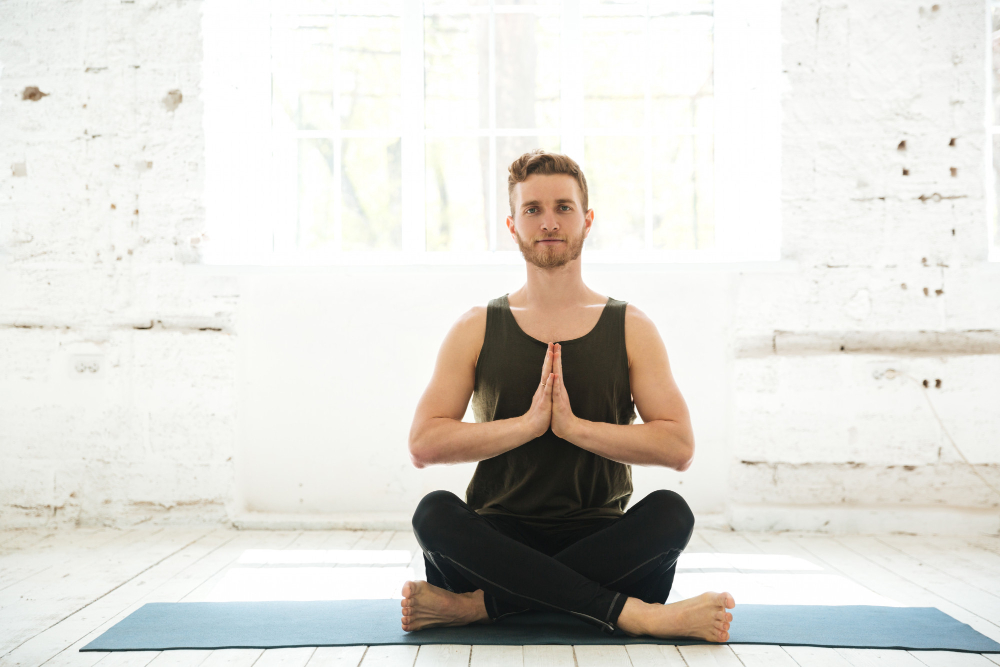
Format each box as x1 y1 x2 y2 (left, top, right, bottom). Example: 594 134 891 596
540 210 560 232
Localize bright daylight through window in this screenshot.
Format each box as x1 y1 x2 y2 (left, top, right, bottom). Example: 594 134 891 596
203 0 780 265
991 1 1000 258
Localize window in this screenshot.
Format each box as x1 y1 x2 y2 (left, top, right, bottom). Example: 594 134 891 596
991 2 1000 259
203 0 780 265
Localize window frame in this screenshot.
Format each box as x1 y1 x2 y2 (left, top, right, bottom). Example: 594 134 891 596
988 0 1000 261
202 0 781 266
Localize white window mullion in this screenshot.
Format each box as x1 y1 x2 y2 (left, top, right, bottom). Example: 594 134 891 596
713 0 781 260
270 8 298 254
332 7 343 252
560 0 584 165
989 3 998 260
401 0 426 254
643 1 653 250
488 1 498 252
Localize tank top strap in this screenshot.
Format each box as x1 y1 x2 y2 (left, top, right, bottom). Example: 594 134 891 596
485 295 513 342
605 297 628 328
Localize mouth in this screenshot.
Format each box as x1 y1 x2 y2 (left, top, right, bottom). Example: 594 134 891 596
537 239 564 245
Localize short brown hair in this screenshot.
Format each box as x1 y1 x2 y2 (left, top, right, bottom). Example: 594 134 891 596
507 150 589 215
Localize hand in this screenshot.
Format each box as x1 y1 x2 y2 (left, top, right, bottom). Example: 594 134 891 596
550 343 580 440
522 342 555 439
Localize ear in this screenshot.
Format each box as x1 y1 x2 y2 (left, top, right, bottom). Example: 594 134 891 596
506 215 517 240
583 208 594 238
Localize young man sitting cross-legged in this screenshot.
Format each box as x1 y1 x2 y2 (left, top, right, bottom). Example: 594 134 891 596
402 150 735 641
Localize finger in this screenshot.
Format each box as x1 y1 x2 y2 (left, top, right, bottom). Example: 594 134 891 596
540 343 553 383
554 343 563 378
544 373 554 401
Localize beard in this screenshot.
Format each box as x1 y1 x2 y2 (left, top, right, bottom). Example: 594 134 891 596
514 228 586 269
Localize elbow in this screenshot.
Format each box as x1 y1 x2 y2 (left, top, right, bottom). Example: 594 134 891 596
673 437 695 472
654 420 694 471
408 440 431 469
407 432 435 469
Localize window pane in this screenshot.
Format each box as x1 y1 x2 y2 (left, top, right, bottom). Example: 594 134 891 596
994 135 1000 250
651 133 713 250
583 16 645 129
297 139 336 248
650 14 713 130
424 14 489 130
425 0 488 6
339 16 401 131
584 136 644 250
993 7 1000 125
273 18 337 132
277 0 401 14
338 0 402 13
496 136 561 251
426 138 489 251
342 138 402 251
496 0 561 5
496 14 561 129
583 1 644 9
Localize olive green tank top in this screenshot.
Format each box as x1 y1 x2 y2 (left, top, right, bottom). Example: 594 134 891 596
465 294 637 525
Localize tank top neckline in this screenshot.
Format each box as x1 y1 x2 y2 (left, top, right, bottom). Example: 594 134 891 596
501 293 614 347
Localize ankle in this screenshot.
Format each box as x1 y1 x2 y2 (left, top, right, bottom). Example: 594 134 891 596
615 597 651 636
462 590 490 624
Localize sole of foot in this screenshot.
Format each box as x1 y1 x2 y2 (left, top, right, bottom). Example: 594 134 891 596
400 580 490 632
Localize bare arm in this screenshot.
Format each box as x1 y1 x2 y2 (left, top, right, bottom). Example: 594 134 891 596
408 308 556 468
550 305 695 470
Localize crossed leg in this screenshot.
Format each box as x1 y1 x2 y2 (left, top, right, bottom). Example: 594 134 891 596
402 489 735 641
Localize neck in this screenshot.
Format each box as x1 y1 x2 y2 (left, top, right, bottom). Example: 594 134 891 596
514 257 596 310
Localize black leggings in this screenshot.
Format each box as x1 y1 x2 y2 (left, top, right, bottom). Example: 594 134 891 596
411 489 695 634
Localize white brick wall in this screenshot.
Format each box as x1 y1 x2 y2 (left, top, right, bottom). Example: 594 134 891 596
1 0 998 530
0 0 236 527
730 0 1000 528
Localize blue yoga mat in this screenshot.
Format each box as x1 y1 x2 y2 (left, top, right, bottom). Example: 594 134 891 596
81 600 1000 653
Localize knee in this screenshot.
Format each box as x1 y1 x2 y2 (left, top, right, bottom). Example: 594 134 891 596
411 490 464 547
644 489 695 549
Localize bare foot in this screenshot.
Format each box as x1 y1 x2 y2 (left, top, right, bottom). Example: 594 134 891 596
400 580 492 632
616 591 735 642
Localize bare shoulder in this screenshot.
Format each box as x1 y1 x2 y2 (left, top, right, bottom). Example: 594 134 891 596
623 303 666 366
443 305 488 366
455 304 487 329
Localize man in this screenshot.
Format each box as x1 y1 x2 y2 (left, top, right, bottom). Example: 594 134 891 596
401 150 735 640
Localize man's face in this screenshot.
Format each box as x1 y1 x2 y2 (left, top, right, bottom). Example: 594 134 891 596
507 173 593 270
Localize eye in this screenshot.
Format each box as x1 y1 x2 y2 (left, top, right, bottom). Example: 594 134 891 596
559 205 571 211
525 207 538 214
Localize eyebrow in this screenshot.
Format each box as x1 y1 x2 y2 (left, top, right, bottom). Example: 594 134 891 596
522 199 576 207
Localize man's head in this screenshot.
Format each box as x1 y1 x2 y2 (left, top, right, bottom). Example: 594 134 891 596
506 150 593 269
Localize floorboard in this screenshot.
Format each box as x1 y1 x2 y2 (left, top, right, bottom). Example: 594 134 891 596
306 647 366 667
468 645 522 667
730 643 798 666
0 527 997 667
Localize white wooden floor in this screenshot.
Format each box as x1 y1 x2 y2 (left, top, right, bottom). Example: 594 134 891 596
1 527 1000 667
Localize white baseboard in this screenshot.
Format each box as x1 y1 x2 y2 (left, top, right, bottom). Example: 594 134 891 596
232 512 412 531
728 503 1000 535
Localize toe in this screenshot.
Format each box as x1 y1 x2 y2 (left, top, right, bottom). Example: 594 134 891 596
726 612 733 622
724 593 735 609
